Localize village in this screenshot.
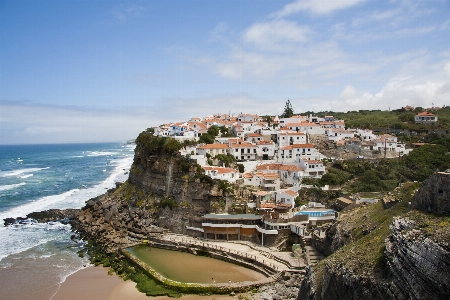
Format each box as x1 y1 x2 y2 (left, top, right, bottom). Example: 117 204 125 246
144 107 442 249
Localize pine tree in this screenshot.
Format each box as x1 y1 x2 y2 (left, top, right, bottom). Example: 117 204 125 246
282 99 294 118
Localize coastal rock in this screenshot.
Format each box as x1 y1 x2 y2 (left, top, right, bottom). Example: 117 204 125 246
3 209 80 226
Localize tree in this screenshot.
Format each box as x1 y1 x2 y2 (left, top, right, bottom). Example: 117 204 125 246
207 125 220 137
282 99 294 118
263 115 272 127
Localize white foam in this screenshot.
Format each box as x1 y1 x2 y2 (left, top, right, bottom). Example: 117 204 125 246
86 151 116 157
0 167 49 178
0 149 134 263
0 189 78 220
19 174 33 179
0 182 26 192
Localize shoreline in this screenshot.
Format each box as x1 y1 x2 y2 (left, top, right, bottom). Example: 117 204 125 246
50 266 245 300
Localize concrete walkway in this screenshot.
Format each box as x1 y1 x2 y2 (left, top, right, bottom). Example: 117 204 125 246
155 233 305 272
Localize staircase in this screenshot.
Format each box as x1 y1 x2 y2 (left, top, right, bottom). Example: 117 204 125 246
304 245 325 265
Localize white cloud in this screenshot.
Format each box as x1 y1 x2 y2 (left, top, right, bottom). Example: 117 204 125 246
243 20 313 48
273 0 365 18
340 85 358 99
111 4 147 22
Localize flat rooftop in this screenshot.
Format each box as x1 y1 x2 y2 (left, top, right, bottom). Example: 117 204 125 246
202 214 262 220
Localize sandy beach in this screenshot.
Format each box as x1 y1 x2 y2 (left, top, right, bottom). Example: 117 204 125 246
50 266 242 300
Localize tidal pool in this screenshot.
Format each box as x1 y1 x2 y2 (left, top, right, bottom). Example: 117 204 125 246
127 245 267 284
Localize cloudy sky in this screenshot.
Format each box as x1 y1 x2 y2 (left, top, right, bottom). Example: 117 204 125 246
1 0 449 144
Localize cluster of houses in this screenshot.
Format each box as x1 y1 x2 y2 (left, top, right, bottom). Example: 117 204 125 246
150 109 435 244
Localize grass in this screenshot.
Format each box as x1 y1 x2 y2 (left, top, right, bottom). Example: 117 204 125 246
313 198 409 290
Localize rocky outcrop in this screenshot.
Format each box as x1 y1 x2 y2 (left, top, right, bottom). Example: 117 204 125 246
310 219 350 257
411 171 450 214
297 172 450 300
3 208 79 226
384 217 450 299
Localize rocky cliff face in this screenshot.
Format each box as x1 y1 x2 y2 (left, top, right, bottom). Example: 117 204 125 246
298 172 450 300
410 171 450 214
72 140 233 251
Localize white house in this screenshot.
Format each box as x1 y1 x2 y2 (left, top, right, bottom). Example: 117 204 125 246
243 172 281 191
237 113 261 123
196 144 229 157
299 159 326 178
276 189 299 208
245 133 264 143
326 128 355 142
256 141 276 160
229 141 258 161
356 129 376 141
277 132 307 148
256 163 305 186
414 111 438 123
203 166 239 183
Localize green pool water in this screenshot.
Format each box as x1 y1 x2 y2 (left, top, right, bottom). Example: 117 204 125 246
127 245 267 284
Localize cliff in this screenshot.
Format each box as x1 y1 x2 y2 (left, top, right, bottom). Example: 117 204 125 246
298 173 450 300
71 134 247 251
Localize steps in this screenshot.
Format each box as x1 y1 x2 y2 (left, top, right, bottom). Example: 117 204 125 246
304 245 325 265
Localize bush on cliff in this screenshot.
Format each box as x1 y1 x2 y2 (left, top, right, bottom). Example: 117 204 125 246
136 132 182 156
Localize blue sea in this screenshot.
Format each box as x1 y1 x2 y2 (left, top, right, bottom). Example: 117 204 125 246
0 142 134 299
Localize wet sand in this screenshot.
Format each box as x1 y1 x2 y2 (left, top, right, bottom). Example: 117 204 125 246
51 266 242 300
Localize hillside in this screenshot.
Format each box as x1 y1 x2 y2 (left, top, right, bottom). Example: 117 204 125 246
297 172 450 300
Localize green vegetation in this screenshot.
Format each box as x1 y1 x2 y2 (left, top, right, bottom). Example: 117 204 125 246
219 125 234 137
315 145 450 193
136 132 183 156
281 99 294 118
214 153 236 167
159 197 179 210
199 125 220 144
84 242 182 297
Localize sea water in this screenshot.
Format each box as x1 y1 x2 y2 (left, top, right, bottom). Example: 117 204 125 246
0 143 134 299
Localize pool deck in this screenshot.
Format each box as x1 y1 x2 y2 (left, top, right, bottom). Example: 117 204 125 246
147 233 306 272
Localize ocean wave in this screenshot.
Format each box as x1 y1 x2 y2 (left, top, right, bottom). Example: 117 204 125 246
0 167 49 178
0 182 26 192
19 174 33 179
0 155 133 221
86 151 117 157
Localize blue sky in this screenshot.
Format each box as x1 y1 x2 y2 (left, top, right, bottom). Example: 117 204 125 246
1 0 449 144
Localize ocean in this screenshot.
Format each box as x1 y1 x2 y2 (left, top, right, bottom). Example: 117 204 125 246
0 142 135 299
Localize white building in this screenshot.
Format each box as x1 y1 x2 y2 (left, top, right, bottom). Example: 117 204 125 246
277 132 307 148
299 159 326 178
326 128 355 142
276 189 299 208
203 166 239 183
414 111 438 123
229 141 258 161
256 141 276 160
196 144 229 156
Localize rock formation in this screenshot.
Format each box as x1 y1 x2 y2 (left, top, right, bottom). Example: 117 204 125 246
297 172 450 300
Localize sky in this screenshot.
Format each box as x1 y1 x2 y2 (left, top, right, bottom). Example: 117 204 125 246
1 0 449 144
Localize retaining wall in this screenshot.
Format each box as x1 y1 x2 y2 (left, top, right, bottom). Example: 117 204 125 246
120 243 279 294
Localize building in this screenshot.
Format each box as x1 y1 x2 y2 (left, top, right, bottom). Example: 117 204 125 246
414 111 438 123
203 166 239 182
275 189 299 208
196 144 229 156
200 214 277 242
